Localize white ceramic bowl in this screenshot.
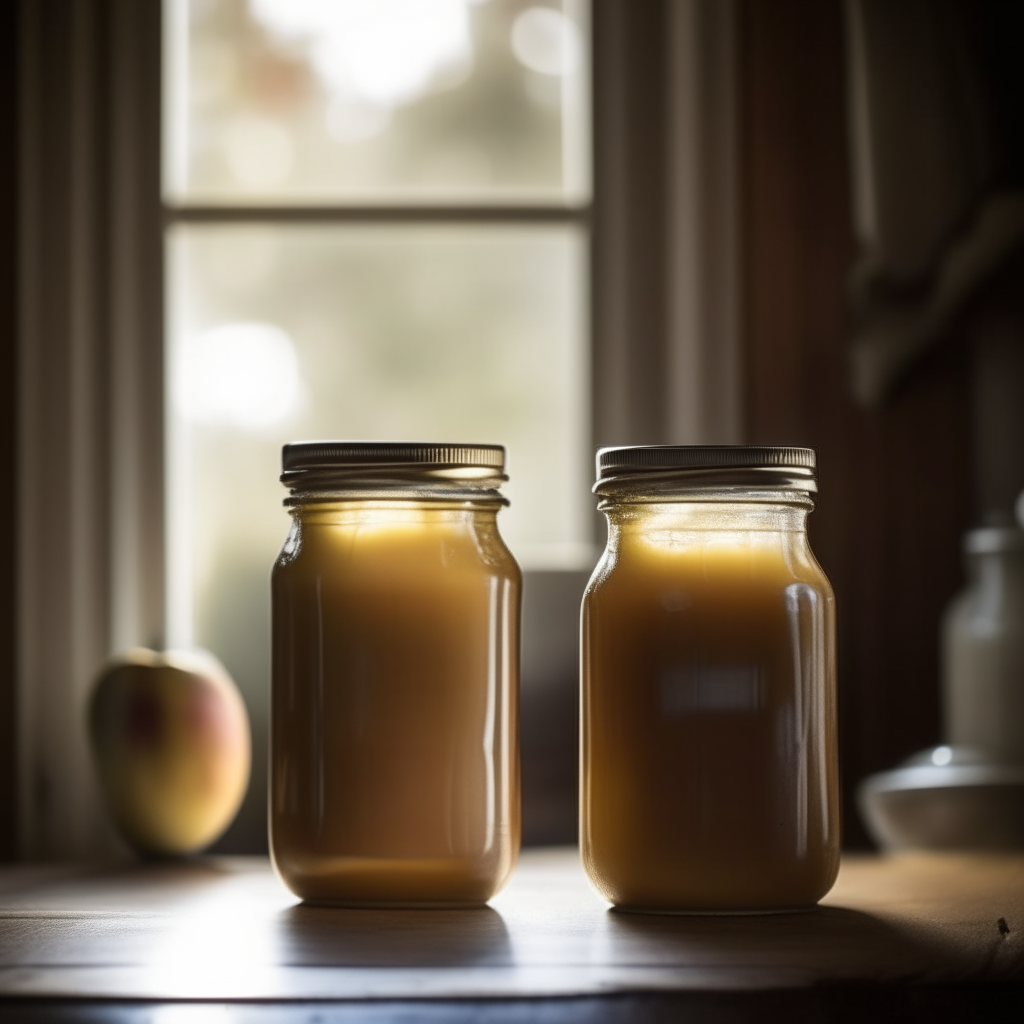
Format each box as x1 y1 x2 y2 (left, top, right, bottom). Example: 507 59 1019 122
857 746 1024 850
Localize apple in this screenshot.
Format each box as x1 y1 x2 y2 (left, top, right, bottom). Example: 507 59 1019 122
89 648 251 856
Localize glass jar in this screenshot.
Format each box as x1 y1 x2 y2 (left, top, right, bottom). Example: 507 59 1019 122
943 526 1024 765
270 442 521 906
581 446 839 913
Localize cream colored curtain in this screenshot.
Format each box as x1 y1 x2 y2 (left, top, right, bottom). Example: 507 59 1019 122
18 0 164 858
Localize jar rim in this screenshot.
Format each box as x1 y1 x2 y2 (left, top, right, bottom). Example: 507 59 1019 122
964 526 1024 554
284 489 509 509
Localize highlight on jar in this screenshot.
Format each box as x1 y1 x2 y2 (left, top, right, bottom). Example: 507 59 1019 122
581 445 840 914
270 441 521 907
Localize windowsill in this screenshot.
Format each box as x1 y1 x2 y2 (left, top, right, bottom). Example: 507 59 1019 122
0 847 1021 1007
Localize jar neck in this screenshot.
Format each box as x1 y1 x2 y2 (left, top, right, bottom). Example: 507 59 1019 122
594 468 816 511
283 473 507 510
604 500 811 534
288 500 503 526
968 548 1024 594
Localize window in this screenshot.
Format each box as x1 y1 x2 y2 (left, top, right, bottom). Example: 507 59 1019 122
162 0 592 849
15 0 739 858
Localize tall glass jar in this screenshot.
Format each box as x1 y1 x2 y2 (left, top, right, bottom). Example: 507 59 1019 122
943 526 1024 764
581 446 839 913
271 442 521 907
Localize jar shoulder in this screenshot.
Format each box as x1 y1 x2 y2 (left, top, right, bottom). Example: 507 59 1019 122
272 522 521 584
586 537 834 600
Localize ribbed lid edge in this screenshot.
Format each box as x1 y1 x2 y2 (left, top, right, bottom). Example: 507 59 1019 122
283 441 505 473
597 445 815 480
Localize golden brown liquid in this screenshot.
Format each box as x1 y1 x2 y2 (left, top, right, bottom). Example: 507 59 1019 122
271 503 520 906
582 503 839 912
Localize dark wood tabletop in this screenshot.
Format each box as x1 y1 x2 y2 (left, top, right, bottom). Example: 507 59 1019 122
0 847 1021 1022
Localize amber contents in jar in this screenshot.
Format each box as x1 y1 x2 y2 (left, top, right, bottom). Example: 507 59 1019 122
582 448 839 913
271 444 520 907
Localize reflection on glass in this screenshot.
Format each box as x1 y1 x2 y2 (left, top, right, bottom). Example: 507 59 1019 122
165 0 590 203
167 223 588 849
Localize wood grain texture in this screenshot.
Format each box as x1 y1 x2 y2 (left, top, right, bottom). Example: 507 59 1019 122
737 0 973 846
2 987 1024 1024
0 850 1020 1001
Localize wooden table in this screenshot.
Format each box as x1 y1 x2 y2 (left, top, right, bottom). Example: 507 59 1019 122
0 848 1021 1021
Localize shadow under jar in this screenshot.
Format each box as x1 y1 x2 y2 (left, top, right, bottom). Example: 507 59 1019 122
581 446 839 913
271 442 521 907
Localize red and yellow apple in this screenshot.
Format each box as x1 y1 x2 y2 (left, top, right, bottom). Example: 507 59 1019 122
89 648 251 856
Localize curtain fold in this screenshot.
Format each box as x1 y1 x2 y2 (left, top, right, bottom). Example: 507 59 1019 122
592 0 742 446
18 0 163 858
845 0 1024 406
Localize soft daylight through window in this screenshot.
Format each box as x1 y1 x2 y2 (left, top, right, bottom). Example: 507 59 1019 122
163 0 591 850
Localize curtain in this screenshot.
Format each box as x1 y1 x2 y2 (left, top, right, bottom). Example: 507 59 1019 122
845 0 1024 406
18 0 163 857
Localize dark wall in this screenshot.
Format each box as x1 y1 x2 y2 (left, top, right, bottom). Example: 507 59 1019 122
0 1 18 861
738 0 973 846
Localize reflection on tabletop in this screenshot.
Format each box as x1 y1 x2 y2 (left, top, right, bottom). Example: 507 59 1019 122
0 849 1022 1000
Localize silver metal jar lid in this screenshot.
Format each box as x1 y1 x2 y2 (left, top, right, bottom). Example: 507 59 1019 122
281 441 508 502
597 445 815 478
283 441 505 474
594 445 817 501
